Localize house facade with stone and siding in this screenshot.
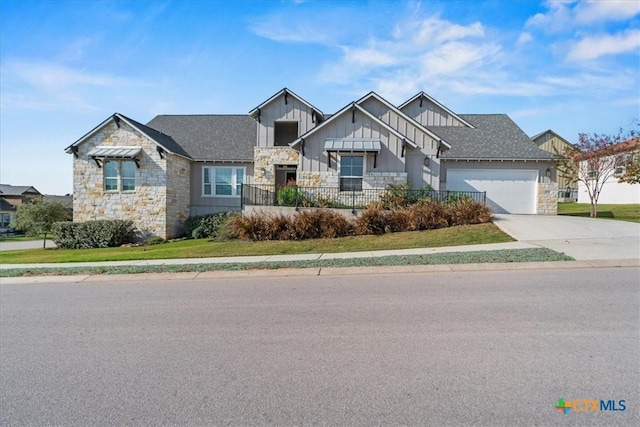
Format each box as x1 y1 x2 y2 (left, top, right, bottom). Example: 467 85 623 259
67 88 558 239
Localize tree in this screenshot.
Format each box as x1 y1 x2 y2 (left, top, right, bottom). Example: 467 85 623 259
556 128 638 218
617 153 640 185
14 202 71 248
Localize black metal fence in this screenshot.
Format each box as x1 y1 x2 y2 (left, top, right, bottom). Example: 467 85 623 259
241 184 486 211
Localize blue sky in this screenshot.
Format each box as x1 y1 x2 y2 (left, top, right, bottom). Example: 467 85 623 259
1 0 639 195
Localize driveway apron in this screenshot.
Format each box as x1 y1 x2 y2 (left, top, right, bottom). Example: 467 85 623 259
492 214 640 260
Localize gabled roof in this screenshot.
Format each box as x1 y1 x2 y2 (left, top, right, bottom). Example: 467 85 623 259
249 88 324 120
429 115 555 160
65 113 191 160
0 184 41 196
146 115 256 162
398 92 475 128
356 92 451 148
531 129 573 146
0 198 15 212
291 102 418 148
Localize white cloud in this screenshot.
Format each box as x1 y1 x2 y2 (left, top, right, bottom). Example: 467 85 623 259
527 0 640 31
568 29 640 60
0 60 139 111
574 0 640 24
343 47 397 67
517 32 533 46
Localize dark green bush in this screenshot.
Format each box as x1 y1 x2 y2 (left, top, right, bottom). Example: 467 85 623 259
184 212 239 239
53 220 137 249
277 185 308 207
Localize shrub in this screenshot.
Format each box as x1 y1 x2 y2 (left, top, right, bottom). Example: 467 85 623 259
230 210 354 241
53 220 137 249
446 198 492 226
379 183 435 209
355 207 394 235
406 200 450 230
230 213 272 241
295 210 354 239
190 212 239 239
277 185 308 207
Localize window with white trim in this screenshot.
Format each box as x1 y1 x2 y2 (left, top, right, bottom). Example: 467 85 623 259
103 160 136 191
203 166 245 197
339 155 364 191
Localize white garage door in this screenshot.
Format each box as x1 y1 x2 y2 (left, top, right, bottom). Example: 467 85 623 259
447 169 538 214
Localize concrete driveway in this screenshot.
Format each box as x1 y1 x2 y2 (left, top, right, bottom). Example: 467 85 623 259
0 240 56 251
493 214 640 260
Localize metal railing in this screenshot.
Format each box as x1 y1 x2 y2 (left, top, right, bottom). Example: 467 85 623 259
241 184 486 211
558 188 578 201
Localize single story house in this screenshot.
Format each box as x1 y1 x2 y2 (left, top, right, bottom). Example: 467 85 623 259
66 89 557 239
531 129 577 201
577 138 640 204
0 184 42 233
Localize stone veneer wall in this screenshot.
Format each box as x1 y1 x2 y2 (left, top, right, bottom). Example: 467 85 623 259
165 154 191 238
537 182 558 215
254 147 299 184
73 120 174 239
297 171 407 189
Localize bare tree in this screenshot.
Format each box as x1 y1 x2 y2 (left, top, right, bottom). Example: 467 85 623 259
557 129 638 218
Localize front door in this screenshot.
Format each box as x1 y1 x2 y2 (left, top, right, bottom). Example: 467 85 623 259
275 166 297 191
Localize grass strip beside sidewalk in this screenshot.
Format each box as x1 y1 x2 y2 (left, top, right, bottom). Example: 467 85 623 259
0 248 573 277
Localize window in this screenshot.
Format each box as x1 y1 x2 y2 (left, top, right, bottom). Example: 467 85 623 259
203 167 245 197
104 160 136 191
339 155 364 191
274 122 298 146
0 213 10 228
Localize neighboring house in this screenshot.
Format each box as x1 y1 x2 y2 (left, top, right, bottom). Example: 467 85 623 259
43 194 74 216
577 138 640 204
66 88 557 239
532 129 577 201
0 184 43 233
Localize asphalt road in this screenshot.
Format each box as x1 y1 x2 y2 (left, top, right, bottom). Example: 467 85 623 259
1 268 639 426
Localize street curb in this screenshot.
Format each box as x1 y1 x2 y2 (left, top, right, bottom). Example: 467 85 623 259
1 259 637 284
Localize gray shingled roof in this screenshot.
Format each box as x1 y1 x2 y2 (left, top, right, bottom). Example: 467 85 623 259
146 115 256 161
121 115 192 159
0 198 16 211
428 114 555 160
0 184 41 196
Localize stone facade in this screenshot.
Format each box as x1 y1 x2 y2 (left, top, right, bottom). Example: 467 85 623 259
364 172 408 188
537 182 558 215
297 171 407 189
165 154 191 238
297 171 339 187
253 147 299 184
73 121 189 240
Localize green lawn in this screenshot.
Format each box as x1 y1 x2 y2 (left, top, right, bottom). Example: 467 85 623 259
0 222 513 264
557 203 640 223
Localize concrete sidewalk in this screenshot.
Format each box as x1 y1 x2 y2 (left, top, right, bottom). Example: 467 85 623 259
0 241 537 270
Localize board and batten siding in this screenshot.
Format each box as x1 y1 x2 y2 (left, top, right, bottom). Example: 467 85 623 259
400 97 467 127
190 162 254 216
256 94 318 147
533 132 575 190
359 97 442 189
300 109 406 173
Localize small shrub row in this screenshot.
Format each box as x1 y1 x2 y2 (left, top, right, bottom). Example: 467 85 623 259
232 209 354 241
184 212 239 239
231 199 491 241
53 220 137 249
